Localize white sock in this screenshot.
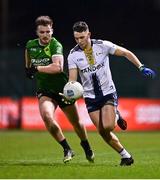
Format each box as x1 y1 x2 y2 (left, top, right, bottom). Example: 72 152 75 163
119 148 131 159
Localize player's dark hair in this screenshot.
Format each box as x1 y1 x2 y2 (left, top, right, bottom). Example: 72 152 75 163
35 16 53 27
73 21 89 32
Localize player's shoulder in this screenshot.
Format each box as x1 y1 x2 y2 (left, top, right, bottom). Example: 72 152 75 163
69 45 82 55
93 39 117 51
92 39 103 45
92 39 113 46
51 37 62 47
26 39 39 48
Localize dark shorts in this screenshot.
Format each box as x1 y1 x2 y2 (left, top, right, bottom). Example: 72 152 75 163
36 89 74 108
84 92 118 113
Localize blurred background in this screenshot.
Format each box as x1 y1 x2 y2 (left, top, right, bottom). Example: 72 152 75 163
0 0 160 98
0 0 160 130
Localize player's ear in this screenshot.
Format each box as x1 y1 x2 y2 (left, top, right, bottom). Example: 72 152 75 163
88 32 91 38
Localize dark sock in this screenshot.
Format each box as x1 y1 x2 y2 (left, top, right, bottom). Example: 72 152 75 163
81 140 91 151
59 139 71 150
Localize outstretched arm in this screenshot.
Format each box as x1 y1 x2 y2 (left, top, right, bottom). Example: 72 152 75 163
114 46 156 78
114 46 143 68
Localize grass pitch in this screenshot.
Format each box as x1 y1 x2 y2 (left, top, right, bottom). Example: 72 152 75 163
0 130 160 179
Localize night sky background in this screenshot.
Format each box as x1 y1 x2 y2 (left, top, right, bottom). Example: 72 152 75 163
1 0 160 50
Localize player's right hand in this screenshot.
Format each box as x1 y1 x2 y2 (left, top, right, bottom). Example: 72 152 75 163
139 65 156 79
59 93 75 105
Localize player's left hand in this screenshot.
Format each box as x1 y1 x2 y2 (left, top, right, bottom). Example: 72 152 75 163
139 65 156 79
25 67 34 79
59 93 75 105
29 65 38 74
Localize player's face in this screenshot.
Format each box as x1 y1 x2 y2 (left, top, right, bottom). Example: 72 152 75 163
74 30 91 50
36 25 53 45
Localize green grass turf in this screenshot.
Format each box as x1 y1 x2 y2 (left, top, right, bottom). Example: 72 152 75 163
0 130 160 179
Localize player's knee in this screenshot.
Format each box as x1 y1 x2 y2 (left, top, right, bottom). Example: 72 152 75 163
103 124 114 132
42 112 58 130
98 125 114 138
98 128 105 136
98 127 111 136
42 112 53 122
98 128 112 141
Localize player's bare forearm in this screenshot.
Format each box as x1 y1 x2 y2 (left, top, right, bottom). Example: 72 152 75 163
114 46 156 78
114 46 143 68
124 50 143 68
69 68 78 81
37 55 63 74
37 63 62 74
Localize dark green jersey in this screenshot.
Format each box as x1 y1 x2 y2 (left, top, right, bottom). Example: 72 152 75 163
26 38 68 93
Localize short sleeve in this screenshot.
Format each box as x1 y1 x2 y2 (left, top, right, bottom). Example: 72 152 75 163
50 38 63 56
67 53 77 69
103 40 117 55
26 40 32 49
54 43 63 55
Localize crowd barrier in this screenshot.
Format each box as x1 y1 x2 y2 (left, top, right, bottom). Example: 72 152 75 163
0 97 160 131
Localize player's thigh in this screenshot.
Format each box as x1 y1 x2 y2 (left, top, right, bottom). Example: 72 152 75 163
101 104 116 129
38 96 56 119
89 110 100 128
